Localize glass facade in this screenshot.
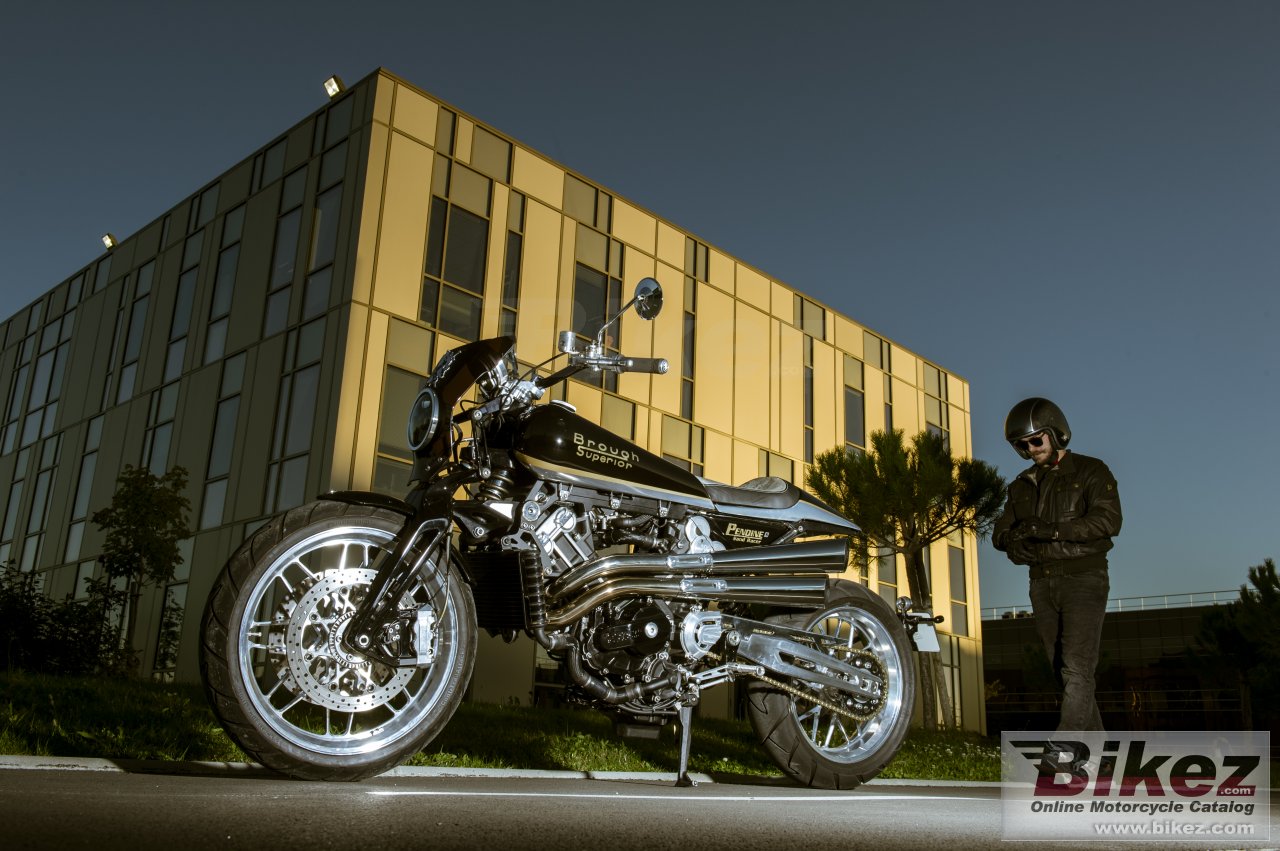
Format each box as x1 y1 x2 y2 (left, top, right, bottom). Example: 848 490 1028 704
0 69 980 728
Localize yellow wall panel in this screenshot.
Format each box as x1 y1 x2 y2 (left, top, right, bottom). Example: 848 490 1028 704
372 75 394 126
948 374 967 411
611 199 656 256
372 132 433 319
566 382 603 424
771 281 793 321
949 404 971 458
391 84 438 145
514 199 561 364
733 439 759 486
732 303 770 447
703 428 732 483
892 346 915 383
656 221 684 270
481 184 510 339
512 146 564 209
352 309 389 491
864 367 886 433
386 316 434 372
352 123 389 305
736 264 770 309
834 315 863 358
648 263 684 416
693 283 734 435
778 323 805 459
633 403 650 448
892 376 919 434
769 319 781 449
813 339 837 454
556 218 577 339
454 117 474 165
708 248 734 295
616 254 657 405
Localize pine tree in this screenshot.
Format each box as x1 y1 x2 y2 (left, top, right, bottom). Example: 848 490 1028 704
806 429 1006 729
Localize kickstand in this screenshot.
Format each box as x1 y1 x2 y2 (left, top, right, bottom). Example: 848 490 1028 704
674 702 697 788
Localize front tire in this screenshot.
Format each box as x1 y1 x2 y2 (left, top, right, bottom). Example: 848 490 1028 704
746 579 916 789
200 500 476 780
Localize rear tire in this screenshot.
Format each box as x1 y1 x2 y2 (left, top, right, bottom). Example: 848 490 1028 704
746 580 915 789
199 500 476 780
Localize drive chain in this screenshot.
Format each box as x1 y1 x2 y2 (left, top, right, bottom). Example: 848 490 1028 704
709 647 887 723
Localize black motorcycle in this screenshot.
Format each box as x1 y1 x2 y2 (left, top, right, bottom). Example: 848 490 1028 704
200 278 935 787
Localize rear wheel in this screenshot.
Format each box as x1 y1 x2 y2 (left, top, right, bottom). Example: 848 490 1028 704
200 500 476 780
746 580 915 789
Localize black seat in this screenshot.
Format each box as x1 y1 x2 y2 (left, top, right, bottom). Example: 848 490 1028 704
702 476 801 510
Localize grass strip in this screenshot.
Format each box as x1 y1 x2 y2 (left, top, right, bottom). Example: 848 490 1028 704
0 671 999 780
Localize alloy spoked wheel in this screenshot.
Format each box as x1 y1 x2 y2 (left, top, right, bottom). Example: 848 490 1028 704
791 603 902 760
746 580 915 789
202 501 475 780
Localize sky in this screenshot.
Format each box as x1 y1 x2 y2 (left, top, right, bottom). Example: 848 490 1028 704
2 1 1276 613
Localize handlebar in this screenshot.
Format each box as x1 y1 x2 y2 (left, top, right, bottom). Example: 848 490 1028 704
620 357 669 374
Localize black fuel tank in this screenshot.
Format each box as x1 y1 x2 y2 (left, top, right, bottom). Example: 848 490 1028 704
514 404 711 507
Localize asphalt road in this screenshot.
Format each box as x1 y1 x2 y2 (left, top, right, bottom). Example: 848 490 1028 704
0 765 1273 851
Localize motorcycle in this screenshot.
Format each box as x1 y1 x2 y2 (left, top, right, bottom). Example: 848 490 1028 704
200 277 937 787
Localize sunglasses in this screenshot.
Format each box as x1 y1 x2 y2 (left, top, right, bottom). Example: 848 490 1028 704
1015 433 1047 451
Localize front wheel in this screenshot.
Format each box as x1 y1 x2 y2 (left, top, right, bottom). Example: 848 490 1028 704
746 579 916 789
200 500 476 780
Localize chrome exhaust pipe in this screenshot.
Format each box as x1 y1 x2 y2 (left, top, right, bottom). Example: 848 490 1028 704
543 574 831 627
546 538 849 602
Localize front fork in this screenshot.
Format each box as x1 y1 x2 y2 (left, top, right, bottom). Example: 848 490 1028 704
343 486 455 667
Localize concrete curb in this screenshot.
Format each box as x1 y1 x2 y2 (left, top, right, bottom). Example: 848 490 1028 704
0 754 997 786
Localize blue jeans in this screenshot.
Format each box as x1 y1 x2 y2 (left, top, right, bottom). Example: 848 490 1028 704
1029 567 1109 732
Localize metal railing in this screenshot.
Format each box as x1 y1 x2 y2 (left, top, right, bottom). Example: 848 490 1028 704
982 590 1239 621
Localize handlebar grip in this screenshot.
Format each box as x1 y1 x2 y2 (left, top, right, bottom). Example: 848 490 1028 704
622 357 669 374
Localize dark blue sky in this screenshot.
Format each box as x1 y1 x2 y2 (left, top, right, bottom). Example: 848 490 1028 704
2 1 1276 611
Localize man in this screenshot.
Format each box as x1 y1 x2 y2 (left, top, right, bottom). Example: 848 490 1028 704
993 397 1122 733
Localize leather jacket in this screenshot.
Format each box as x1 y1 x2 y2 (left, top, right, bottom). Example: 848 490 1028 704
992 451 1122 566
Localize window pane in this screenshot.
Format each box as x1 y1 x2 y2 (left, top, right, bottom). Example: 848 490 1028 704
303 268 331 319
449 164 490 217
320 140 347 188
212 245 239 317
271 209 302 288
208 398 240 479
379 367 426 459
563 175 595 223
73 452 97 517
276 455 308 511
309 186 342 271
425 198 448 279
284 366 319 456
264 289 290 337
573 264 607 339
600 395 634 440
443 207 488 294
949 546 966 602
124 296 150 361
471 126 511 181
438 287 482 341
844 387 865 447
204 318 228 365
201 479 228 530
171 270 198 339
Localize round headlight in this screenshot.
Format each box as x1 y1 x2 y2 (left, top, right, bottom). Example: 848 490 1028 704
406 387 441 452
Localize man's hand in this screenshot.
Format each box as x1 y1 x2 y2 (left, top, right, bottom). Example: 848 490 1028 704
1010 519 1058 542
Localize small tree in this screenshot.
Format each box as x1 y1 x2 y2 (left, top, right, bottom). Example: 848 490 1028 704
91 465 191 675
806 429 1006 730
1195 558 1279 730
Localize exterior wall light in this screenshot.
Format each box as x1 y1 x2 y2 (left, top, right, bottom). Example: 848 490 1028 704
102 233 119 250
323 75 346 99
